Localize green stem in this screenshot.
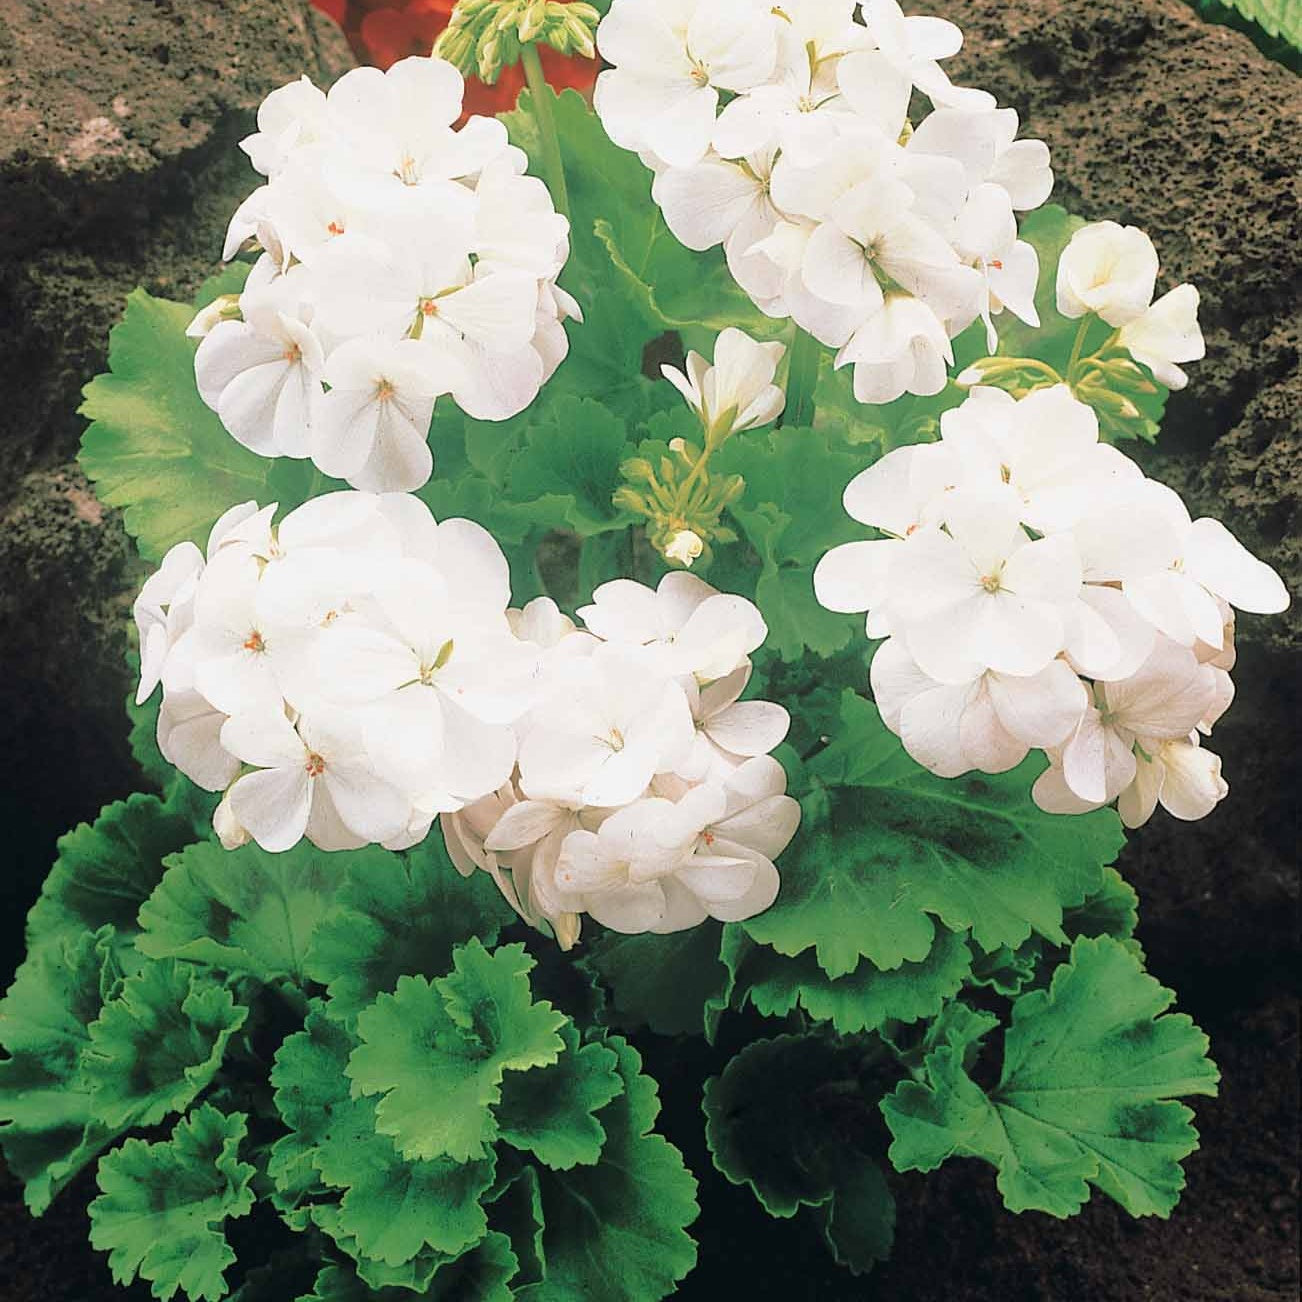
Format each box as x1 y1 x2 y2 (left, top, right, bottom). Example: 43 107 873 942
783 328 821 428
520 44 570 221
1065 317 1092 384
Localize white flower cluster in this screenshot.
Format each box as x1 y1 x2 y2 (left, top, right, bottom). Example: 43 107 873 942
443 575 800 947
134 497 799 943
190 57 578 493
594 0 1053 403
814 383 1289 828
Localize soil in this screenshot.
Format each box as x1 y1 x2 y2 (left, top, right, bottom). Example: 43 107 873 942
0 0 1296 1299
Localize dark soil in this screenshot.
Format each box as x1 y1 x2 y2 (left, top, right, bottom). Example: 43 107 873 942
0 0 1297 1299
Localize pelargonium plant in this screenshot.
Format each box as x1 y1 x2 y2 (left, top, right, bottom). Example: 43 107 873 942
0 1 1290 1299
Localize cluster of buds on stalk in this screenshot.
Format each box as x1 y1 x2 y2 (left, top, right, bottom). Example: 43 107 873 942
435 0 600 84
615 328 788 569
615 440 746 569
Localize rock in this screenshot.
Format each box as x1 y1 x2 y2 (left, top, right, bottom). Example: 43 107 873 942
935 0 1301 648
0 0 353 958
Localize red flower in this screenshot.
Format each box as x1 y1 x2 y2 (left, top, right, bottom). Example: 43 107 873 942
309 0 598 115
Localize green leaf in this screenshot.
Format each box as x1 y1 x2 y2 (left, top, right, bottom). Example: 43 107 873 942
348 942 565 1164
487 1160 545 1289
496 1022 622 1170
704 1033 894 1274
502 91 664 396
745 693 1122 977
305 839 512 1023
505 395 637 537
26 790 208 965
593 215 776 344
306 1234 518 1302
1191 0 1302 68
79 285 340 562
580 922 734 1040
708 425 868 661
520 1037 699 1302
0 926 121 1214
270 1005 497 1267
883 935 1220 1218
89 1105 255 1302
137 840 350 984
734 929 973 1035
82 959 248 1131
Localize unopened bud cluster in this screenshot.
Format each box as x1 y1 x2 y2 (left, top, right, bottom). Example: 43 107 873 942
436 0 600 84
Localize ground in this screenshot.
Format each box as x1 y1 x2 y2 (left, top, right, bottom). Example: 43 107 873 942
0 0 1296 1298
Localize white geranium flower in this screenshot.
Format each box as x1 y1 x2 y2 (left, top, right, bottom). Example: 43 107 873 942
518 646 696 807
156 689 239 794
908 107 1053 212
887 486 1083 683
240 75 330 178
212 790 251 851
1055 221 1159 326
850 0 996 111
595 0 782 168
813 439 966 633
1032 636 1218 815
134 542 204 705
578 572 768 681
312 337 457 493
223 709 411 852
661 328 786 435
194 269 324 459
871 636 1087 777
1118 480 1290 649
652 148 787 309
679 664 791 781
940 385 1135 533
837 293 957 404
1117 283 1206 390
1118 735 1228 828
324 58 507 214
309 547 536 816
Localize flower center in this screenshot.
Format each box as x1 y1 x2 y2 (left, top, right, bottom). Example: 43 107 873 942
395 153 420 186
243 630 267 653
283 342 302 364
979 573 1003 594
689 59 710 88
375 378 396 402
305 752 326 778
327 220 345 237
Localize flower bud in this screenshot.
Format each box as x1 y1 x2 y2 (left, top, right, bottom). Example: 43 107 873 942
664 529 705 567
214 791 250 850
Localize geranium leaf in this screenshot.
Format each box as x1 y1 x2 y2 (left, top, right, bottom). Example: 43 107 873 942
82 958 248 1131
487 1160 546 1289
78 284 339 563
882 936 1220 1217
88 1104 255 1302
733 929 973 1035
519 1037 698 1302
347 942 565 1164
707 426 868 662
304 838 512 1024
270 1005 496 1267
0 926 122 1214
704 1033 894 1273
502 89 665 394
580 922 734 1040
305 1233 518 1302
496 1022 623 1170
26 790 208 967
137 840 350 985
744 693 1122 977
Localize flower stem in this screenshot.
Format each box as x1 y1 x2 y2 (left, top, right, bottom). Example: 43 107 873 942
783 328 821 428
1065 317 1092 383
520 44 571 222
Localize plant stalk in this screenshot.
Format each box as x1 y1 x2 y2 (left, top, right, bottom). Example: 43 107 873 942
783 328 821 428
520 44 571 222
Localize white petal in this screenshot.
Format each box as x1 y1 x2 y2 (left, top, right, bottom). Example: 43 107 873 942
229 766 312 853
1183 517 1289 614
